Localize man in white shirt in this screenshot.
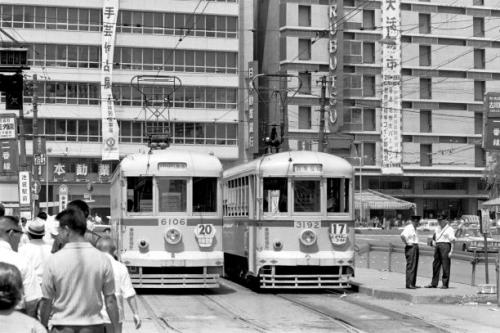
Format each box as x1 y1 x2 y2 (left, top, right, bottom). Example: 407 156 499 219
400 215 421 289
426 215 456 289
19 218 53 286
0 216 43 317
96 237 141 332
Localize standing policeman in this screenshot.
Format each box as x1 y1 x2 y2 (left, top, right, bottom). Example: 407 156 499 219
400 215 421 289
426 215 455 289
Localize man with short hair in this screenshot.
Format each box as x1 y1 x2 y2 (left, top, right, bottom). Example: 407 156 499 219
96 237 141 332
19 218 52 286
39 208 120 333
0 215 42 317
400 215 421 289
426 215 456 289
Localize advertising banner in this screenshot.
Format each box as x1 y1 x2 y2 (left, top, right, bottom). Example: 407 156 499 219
247 61 259 154
101 0 120 160
381 0 403 174
0 114 16 139
18 171 31 206
0 140 18 174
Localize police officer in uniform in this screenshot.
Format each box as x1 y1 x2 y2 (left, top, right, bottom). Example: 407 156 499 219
400 215 421 289
426 215 455 289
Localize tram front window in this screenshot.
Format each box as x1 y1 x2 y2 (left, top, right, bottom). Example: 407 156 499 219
127 177 153 213
263 178 287 213
327 178 350 213
158 179 187 212
193 177 217 212
294 180 320 212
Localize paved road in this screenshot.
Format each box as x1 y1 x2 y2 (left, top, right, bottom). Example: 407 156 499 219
355 233 498 286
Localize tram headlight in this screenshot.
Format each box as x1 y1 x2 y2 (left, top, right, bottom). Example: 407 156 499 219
299 229 317 246
138 239 149 253
165 228 182 245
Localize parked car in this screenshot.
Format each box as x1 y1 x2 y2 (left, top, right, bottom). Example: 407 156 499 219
453 227 500 252
92 224 112 238
416 219 439 232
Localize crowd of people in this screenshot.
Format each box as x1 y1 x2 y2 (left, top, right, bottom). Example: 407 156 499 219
0 201 141 333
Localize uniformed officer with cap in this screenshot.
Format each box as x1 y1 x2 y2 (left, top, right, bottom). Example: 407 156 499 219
426 214 455 289
400 215 421 289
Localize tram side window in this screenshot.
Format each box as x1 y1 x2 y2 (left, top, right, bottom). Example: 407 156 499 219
263 178 287 213
127 177 153 213
193 177 217 212
294 180 320 212
158 179 187 212
327 178 350 213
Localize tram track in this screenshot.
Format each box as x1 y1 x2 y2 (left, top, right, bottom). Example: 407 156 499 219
138 294 184 333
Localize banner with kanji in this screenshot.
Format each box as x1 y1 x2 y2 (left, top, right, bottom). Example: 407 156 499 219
381 0 403 174
101 0 120 160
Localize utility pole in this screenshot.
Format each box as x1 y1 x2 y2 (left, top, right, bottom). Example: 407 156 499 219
318 76 328 152
32 74 39 214
16 73 27 170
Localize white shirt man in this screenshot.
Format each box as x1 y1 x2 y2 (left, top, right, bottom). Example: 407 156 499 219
400 216 421 289
400 222 419 245
19 219 53 286
0 216 43 314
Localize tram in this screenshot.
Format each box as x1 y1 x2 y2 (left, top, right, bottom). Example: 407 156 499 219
110 149 224 288
222 151 355 289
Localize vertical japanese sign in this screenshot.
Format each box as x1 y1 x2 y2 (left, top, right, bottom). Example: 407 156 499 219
58 184 68 212
101 0 120 160
381 0 403 174
327 4 339 132
0 140 18 174
483 93 500 150
247 61 259 154
0 114 16 139
18 171 31 206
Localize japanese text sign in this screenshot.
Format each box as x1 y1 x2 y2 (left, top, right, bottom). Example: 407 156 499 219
18 171 31 206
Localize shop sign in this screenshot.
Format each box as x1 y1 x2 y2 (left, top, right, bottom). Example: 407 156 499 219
0 140 18 174
58 184 68 211
76 163 89 180
0 114 16 139
18 171 31 206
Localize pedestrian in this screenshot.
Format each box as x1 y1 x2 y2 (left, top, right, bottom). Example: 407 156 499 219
96 237 141 332
0 202 5 217
426 215 456 289
400 215 421 289
51 199 101 253
18 218 53 286
0 262 47 333
0 216 42 317
39 208 119 333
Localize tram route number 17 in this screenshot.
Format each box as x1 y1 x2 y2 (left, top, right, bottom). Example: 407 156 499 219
330 223 348 245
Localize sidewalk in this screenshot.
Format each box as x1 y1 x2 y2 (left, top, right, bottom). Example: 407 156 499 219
352 267 497 304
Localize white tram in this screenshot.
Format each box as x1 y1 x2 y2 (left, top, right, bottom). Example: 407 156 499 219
222 151 354 289
110 149 224 288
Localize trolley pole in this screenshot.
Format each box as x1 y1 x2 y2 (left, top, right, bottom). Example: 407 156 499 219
32 74 39 215
317 76 328 152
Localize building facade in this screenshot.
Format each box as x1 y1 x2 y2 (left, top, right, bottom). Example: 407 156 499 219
0 0 253 217
255 0 496 219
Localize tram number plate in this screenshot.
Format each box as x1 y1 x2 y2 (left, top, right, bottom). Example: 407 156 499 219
295 221 320 229
330 223 348 245
196 224 215 236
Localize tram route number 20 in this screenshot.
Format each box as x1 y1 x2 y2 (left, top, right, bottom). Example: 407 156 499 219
196 224 214 235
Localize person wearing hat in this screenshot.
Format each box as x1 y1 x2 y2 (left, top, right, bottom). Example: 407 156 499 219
400 215 421 289
426 214 456 289
19 218 53 286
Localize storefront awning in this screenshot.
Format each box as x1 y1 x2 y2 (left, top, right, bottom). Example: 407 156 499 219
355 189 416 210
480 197 500 207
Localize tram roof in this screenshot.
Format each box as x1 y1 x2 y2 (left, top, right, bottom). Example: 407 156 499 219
119 149 222 177
224 151 353 178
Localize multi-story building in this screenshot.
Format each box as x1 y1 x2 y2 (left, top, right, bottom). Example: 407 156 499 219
0 0 253 217
255 0 496 219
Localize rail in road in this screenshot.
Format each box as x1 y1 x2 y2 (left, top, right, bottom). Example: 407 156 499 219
135 278 453 333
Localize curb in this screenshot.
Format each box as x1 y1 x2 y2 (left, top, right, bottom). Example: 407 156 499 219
351 281 498 304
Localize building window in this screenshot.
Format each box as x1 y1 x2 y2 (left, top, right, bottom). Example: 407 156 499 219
419 13 431 34
474 48 485 69
298 39 311 60
363 142 376 165
420 144 432 166
420 78 432 99
420 110 432 133
473 0 484 5
363 76 375 97
298 72 311 94
473 17 485 37
362 10 375 30
362 42 375 64
475 146 486 167
474 81 485 101
474 112 483 134
298 5 311 27
298 106 311 129
419 45 431 66
363 108 375 131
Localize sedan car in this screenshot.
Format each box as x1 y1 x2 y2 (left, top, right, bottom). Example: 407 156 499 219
416 219 439 232
453 227 500 252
